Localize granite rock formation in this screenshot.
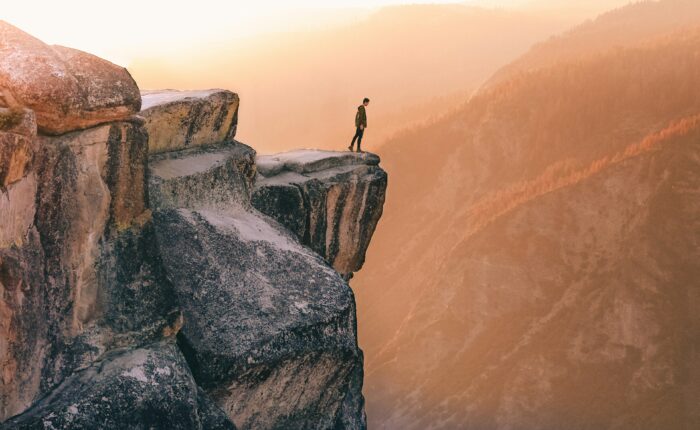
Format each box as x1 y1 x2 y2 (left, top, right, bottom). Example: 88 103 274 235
0 118 180 422
253 150 387 278
0 24 386 430
140 90 239 154
0 21 141 135
148 143 367 428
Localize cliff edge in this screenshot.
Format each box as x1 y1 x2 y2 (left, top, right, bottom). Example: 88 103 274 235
0 22 386 430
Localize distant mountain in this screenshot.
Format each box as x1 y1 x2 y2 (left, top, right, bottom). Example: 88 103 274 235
129 5 572 153
353 17 700 430
485 0 700 89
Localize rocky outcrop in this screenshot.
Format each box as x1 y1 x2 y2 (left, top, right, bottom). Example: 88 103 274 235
0 23 386 430
0 22 141 135
253 150 387 278
148 143 255 211
0 119 180 421
140 90 239 154
148 144 368 429
1 342 234 430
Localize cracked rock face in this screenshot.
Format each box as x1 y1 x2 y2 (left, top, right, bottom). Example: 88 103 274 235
0 342 234 430
148 144 370 429
0 21 141 135
0 121 179 421
253 150 387 278
140 90 239 154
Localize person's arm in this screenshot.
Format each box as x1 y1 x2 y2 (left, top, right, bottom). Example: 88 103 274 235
360 106 367 129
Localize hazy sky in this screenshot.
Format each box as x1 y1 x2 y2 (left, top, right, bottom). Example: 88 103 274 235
1 0 544 64
2 0 626 65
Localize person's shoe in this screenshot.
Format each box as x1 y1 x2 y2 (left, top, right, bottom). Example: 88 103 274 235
348 145 354 151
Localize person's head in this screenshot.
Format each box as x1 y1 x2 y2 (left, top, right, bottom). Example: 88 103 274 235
363 98 370 106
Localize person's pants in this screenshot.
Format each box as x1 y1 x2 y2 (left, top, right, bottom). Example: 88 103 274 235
351 127 364 149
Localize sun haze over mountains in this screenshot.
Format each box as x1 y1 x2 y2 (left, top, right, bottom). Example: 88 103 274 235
3 1 700 429
129 4 573 154
350 0 700 427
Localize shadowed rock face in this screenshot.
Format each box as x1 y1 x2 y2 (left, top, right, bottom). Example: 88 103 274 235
253 150 387 278
1 342 234 430
148 144 375 429
0 22 141 135
0 121 180 421
140 90 239 154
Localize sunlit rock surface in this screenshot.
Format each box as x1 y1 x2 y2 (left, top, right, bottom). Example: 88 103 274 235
0 120 180 421
140 89 239 154
0 21 141 135
253 150 387 278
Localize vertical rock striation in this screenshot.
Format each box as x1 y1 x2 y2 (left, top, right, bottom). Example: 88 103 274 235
252 150 387 279
1 119 182 422
140 90 239 154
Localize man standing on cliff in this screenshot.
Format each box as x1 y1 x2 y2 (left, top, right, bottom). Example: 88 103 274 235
348 98 370 153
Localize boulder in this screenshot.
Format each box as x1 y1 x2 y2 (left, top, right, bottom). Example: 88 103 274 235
140 90 239 154
1 342 236 429
148 144 366 429
253 150 387 278
148 142 256 211
0 21 141 135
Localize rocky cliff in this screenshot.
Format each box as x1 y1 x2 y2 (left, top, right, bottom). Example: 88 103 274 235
0 21 386 429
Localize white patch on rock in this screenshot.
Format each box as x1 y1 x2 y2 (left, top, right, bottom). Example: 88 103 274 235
294 301 310 312
155 367 171 376
121 366 148 383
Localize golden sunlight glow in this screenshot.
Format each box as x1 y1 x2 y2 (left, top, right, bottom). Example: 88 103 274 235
1 0 473 65
1 0 628 65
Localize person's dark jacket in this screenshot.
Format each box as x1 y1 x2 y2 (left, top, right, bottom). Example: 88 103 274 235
355 105 367 128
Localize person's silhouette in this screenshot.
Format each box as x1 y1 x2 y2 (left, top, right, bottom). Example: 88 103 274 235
349 98 370 153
